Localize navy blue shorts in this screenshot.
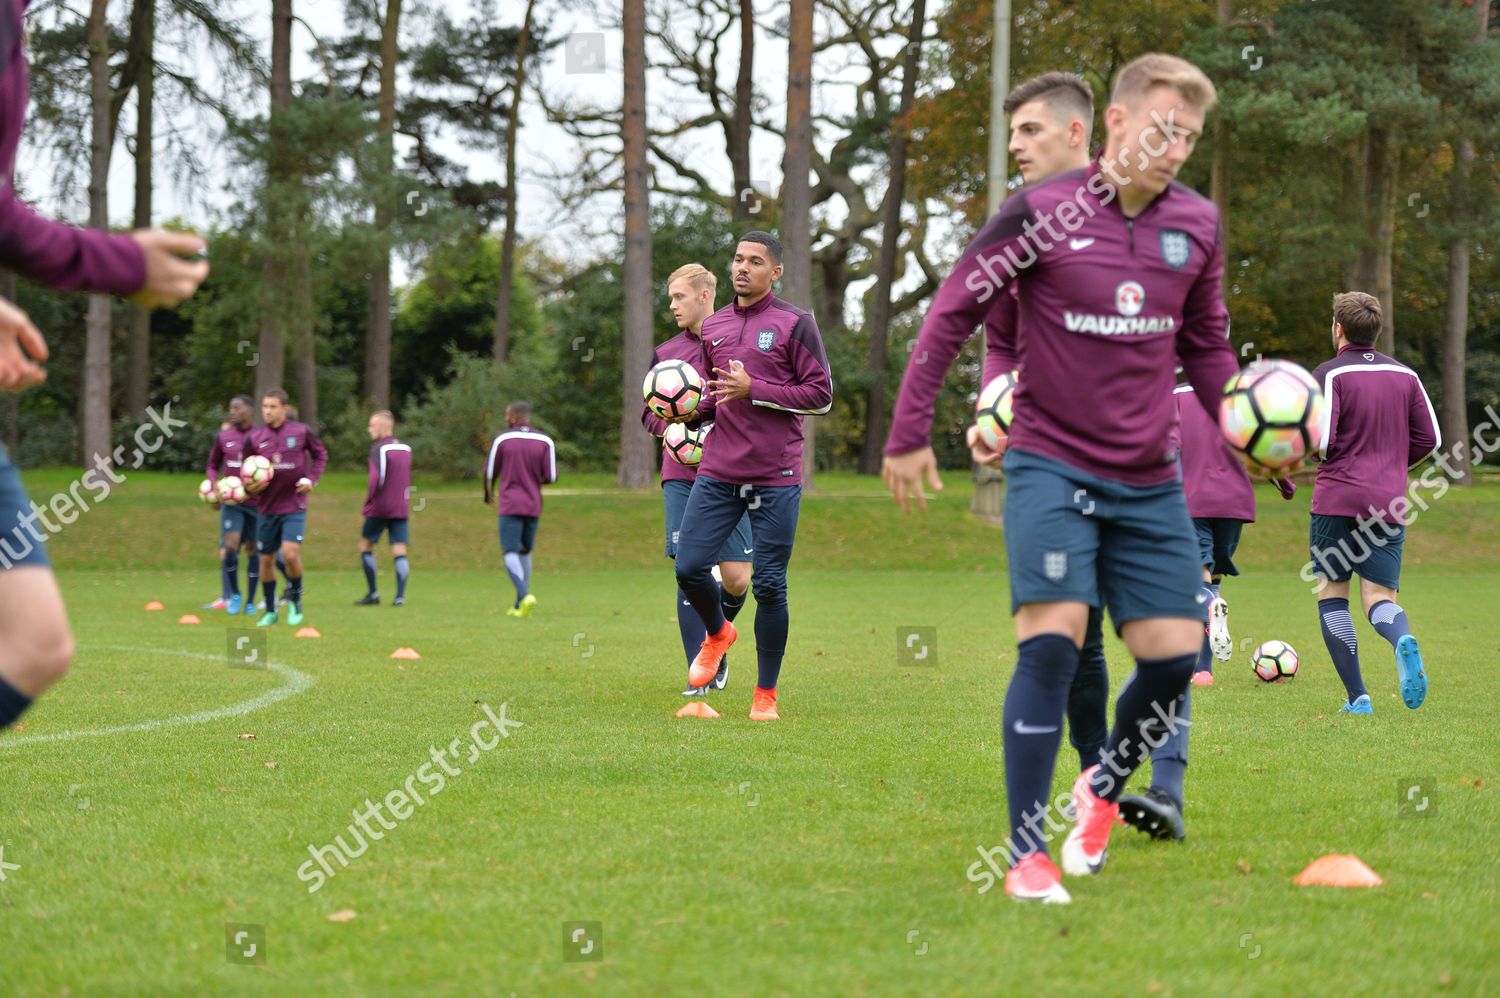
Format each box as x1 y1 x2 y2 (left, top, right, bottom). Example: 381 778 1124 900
362 516 410 545
662 479 752 562
1001 450 1202 627
257 511 307 553
674 475 800 607
499 515 538 553
1194 517 1244 578
0 444 48 570
221 504 259 543
1309 513 1404 590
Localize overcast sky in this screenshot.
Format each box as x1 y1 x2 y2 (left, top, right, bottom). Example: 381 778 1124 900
14 0 807 280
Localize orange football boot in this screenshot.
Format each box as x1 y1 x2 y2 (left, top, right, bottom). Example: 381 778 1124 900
749 687 779 721
688 621 737 688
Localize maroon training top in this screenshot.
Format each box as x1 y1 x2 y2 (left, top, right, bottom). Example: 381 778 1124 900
0 1 145 294
1311 344 1438 523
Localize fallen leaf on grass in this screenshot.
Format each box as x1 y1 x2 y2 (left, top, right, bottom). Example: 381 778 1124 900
326 909 357 922
238 733 256 740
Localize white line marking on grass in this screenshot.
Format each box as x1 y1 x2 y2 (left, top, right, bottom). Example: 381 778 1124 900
0 644 315 750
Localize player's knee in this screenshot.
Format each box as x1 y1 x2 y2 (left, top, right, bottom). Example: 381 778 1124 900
19 622 74 688
750 574 786 608
719 562 750 595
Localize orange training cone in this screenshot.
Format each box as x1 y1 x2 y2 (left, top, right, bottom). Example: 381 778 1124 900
390 647 421 660
675 701 720 718
295 627 321 639
144 601 164 611
1294 854 1384 888
178 614 201 625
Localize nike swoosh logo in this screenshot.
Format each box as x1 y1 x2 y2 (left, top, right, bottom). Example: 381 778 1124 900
1012 721 1060 735
713 337 726 346
1069 238 1095 251
742 548 753 554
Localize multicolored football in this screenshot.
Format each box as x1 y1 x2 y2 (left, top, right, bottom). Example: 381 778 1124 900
1251 639 1299 683
198 478 218 504
643 359 705 421
216 476 247 505
975 371 1019 449
663 422 708 466
241 455 274 486
1220 360 1326 473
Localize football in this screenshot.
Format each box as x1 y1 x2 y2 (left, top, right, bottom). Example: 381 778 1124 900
643 359 704 421
1250 639 1299 682
197 478 218 504
216 476 247 505
975 370 1019 449
1220 359 1327 473
663 421 708 466
241 454 274 486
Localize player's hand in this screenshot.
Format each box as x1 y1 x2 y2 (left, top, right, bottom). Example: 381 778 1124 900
708 360 752 403
966 423 1006 467
0 297 48 390
126 229 209 309
882 447 943 514
295 477 312 495
483 494 495 507
244 477 267 495
1274 474 1298 500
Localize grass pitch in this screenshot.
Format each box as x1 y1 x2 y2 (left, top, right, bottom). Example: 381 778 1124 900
2 469 1497 995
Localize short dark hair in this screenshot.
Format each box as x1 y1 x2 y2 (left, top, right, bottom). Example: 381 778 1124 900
1332 291 1382 345
262 388 289 404
507 400 531 420
1003 71 1094 136
737 231 782 265
230 395 254 409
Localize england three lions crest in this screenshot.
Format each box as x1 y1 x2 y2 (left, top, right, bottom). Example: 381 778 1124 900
1159 229 1191 270
757 329 777 351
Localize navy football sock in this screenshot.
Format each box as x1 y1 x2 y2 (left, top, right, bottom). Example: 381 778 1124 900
754 601 788 690
361 551 377 595
393 556 409 600
262 580 277 613
1196 633 1213 673
1089 652 1196 803
721 585 746 624
1148 687 1191 812
1197 584 1215 674
0 676 33 729
246 554 259 605
503 552 526 606
224 548 240 599
1003 633 1079 860
1367 600 1413 649
287 574 303 609
677 587 706 666
1319 597 1365 702
1068 611 1109 772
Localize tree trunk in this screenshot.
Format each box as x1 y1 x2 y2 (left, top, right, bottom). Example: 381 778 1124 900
365 0 401 407
783 0 815 485
730 0 754 223
256 0 293 402
125 0 154 415
81 0 113 467
293 254 316 427
1438 0 1489 485
617 0 653 487
1353 127 1398 356
860 0 925 474
1209 0 1231 294
493 0 535 367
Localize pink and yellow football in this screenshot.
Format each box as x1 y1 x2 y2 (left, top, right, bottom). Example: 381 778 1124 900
975 371 1019 450
663 422 708 466
1220 360 1326 473
197 478 218 504
1251 640 1299 683
643 359 704 421
216 476 247 505
241 454 274 486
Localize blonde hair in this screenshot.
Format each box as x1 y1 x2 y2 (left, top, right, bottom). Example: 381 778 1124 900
1110 53 1217 112
668 263 717 296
